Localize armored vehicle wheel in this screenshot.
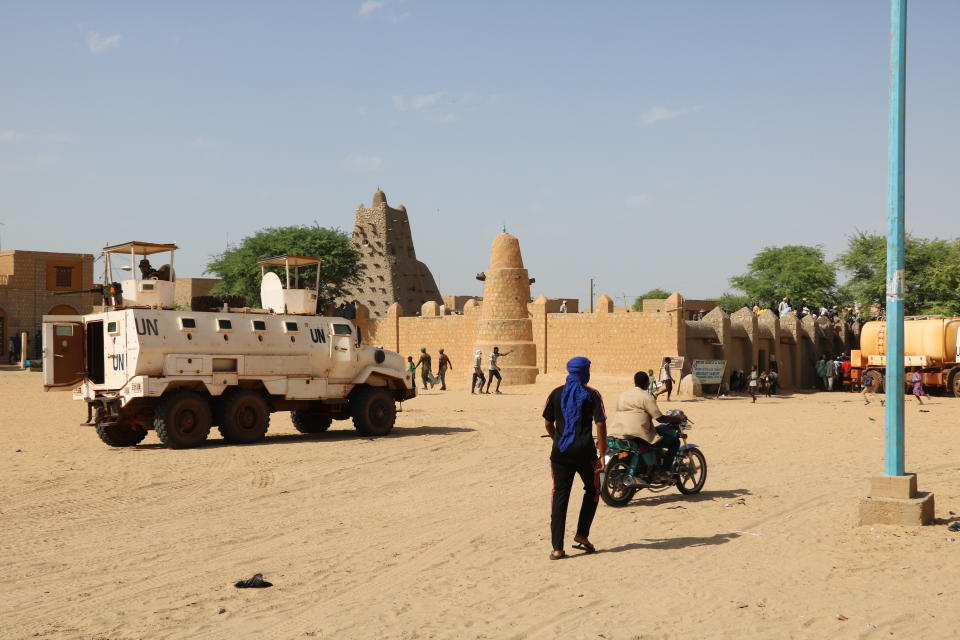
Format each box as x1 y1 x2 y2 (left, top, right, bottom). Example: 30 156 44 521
291 410 333 434
95 423 148 447
154 390 212 449
217 390 270 444
350 387 396 437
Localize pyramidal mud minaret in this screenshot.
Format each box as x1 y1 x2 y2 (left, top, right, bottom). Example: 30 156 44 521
349 189 442 317
474 232 538 385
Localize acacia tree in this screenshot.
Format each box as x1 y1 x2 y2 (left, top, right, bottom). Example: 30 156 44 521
205 225 364 307
632 288 671 311
729 245 837 308
836 231 960 316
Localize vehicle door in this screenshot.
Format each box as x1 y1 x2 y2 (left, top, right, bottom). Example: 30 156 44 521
328 321 356 380
43 320 86 390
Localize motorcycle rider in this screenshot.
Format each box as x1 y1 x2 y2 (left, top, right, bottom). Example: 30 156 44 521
608 371 686 483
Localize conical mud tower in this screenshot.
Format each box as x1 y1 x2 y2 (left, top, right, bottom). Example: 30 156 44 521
475 233 538 385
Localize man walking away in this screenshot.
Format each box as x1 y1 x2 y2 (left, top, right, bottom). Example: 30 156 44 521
484 346 512 394
654 357 676 402
415 348 433 390
543 357 607 560
748 365 759 403
816 356 828 391
471 349 486 394
437 349 452 391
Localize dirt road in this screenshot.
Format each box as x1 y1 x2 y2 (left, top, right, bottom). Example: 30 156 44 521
1 370 958 639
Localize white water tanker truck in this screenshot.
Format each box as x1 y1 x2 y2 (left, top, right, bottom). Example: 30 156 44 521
42 242 414 448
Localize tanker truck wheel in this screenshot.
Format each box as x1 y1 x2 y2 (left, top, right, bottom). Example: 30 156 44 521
95 422 148 447
154 390 212 449
950 368 960 398
291 409 333 434
350 386 396 437
217 390 270 444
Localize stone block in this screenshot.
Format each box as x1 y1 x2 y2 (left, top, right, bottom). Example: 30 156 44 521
858 492 934 526
869 473 917 500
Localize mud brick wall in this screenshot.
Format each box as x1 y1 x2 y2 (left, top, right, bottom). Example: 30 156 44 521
0 250 98 362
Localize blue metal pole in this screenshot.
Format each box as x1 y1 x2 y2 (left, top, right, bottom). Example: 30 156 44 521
884 0 907 477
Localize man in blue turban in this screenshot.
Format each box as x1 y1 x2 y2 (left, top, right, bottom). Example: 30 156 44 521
542 356 608 560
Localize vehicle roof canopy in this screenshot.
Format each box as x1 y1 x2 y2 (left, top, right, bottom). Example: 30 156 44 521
256 254 324 268
104 241 179 255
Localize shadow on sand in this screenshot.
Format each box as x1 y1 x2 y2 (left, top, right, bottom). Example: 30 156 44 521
133 424 476 450
602 532 741 553
631 487 752 507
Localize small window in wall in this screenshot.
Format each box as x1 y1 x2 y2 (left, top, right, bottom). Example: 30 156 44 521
217 319 233 332
54 267 73 288
179 318 196 331
107 321 119 335
284 321 299 334
251 319 267 333
332 323 352 336
55 325 74 337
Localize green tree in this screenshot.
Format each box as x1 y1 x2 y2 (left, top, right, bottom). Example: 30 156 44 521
729 245 837 308
836 231 960 316
205 225 364 307
632 288 671 311
712 292 752 314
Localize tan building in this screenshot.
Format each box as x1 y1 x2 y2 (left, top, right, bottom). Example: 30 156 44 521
0 250 98 363
355 232 854 392
347 189 442 317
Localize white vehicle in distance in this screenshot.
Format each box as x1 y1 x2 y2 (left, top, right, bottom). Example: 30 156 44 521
43 242 415 448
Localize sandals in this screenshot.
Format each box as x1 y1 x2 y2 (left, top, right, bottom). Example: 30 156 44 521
572 537 596 554
549 550 566 560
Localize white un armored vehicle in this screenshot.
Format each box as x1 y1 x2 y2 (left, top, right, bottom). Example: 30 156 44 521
43 241 414 448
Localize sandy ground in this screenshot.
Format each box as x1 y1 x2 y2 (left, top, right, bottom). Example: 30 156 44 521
1 370 959 640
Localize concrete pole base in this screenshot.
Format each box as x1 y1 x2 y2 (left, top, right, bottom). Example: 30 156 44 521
858 473 934 526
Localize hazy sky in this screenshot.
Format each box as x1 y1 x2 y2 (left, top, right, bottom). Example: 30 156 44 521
2 1 959 306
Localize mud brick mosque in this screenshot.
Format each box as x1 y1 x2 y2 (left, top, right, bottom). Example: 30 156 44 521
346 192 856 390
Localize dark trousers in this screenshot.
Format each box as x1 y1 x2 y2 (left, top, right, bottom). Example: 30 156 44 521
438 368 447 390
550 457 599 551
655 425 680 472
472 369 486 391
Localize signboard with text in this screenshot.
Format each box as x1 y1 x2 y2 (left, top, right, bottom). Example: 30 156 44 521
692 359 726 384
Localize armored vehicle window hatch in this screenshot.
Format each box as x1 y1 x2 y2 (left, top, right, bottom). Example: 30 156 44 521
284 321 299 333
333 323 352 336
179 318 196 331
257 254 324 315
252 320 267 332
102 241 178 309
107 321 119 335
217 319 233 332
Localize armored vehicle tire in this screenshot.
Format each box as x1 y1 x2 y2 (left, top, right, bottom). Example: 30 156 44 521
96 423 148 447
154 390 213 449
351 387 396 437
291 410 333 434
217 390 270 444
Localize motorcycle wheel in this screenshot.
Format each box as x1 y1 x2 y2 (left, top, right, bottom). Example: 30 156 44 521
675 448 707 495
600 458 637 507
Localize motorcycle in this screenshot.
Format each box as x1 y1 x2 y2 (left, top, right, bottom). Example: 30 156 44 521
600 410 707 507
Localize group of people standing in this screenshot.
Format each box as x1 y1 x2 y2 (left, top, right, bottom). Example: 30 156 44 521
406 346 512 394
815 354 850 391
